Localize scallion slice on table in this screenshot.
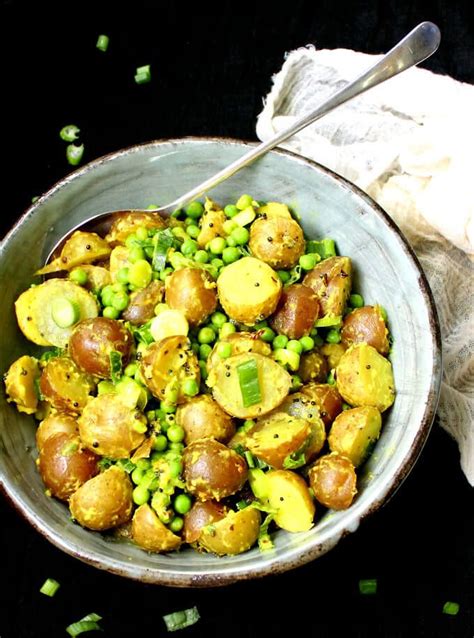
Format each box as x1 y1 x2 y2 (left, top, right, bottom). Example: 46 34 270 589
60 124 81 142
66 612 102 636
443 601 460 615
96 34 109 52
359 578 377 594
163 606 200 632
66 143 84 166
237 358 261 407
134 64 151 84
39 577 60 597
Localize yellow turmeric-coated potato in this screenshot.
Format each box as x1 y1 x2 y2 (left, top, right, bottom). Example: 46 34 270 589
303 256 352 319
320 343 347 369
341 305 390 354
328 405 382 466
69 466 133 531
36 231 111 275
265 470 315 532
249 216 305 269
217 256 282 325
109 246 131 281
183 500 227 544
308 452 357 510
206 332 271 373
4 355 40 415
197 207 226 248
80 265 112 291
165 268 217 326
336 343 395 412
199 507 261 556
298 350 329 383
131 504 181 552
301 383 343 430
276 393 326 462
40 357 95 415
258 202 293 219
36 413 78 451
176 395 235 444
105 211 167 245
207 352 291 419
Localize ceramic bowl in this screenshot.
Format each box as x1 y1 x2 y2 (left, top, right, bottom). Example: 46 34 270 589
0 137 441 586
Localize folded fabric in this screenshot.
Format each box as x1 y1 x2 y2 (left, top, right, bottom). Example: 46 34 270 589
257 46 474 484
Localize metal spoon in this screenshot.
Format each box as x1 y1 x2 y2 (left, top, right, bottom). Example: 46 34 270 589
45 21 440 264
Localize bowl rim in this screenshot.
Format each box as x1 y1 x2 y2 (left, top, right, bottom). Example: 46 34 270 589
0 135 442 587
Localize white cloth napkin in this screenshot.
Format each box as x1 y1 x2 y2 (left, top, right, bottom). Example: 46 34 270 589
256 46 474 484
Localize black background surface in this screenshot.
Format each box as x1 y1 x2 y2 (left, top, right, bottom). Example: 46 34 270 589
0 2 473 637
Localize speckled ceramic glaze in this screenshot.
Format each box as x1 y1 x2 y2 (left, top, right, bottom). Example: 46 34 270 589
0 138 441 587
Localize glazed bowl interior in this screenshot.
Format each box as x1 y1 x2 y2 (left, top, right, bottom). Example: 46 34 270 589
0 138 441 586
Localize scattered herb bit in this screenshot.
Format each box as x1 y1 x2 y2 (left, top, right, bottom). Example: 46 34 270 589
244 450 256 468
359 578 377 594
258 512 274 551
163 606 200 632
98 457 114 471
109 350 123 384
283 450 306 470
31 195 39 203
96 34 109 52
135 64 151 84
285 264 302 286
60 124 81 142
152 229 179 272
306 238 337 260
237 358 261 408
39 577 60 597
315 315 342 328
442 601 460 616
66 143 84 166
129 321 154 345
116 458 136 473
66 612 103 636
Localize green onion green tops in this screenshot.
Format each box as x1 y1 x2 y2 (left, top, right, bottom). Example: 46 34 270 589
60 124 81 142
135 64 151 84
237 358 261 407
163 607 200 632
39 577 60 597
359 578 377 594
66 612 103 636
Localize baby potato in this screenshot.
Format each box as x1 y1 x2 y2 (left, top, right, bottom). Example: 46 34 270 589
207 352 291 419
80 265 112 292
199 507 261 556
270 284 320 339
183 439 248 501
249 216 305 269
121 280 164 325
298 350 329 383
258 202 293 219
109 246 130 280
36 231 111 275
105 211 167 245
4 355 40 415
217 257 282 325
303 256 352 318
197 207 226 248
38 432 99 501
246 412 311 469
140 335 200 403
308 452 357 510
36 413 78 451
207 332 271 373
328 405 382 466
265 470 315 532
341 305 389 354
336 343 395 412
132 504 181 552
301 383 343 429
176 395 235 445
165 268 217 326
40 357 95 414
183 500 227 544
320 343 347 369
69 317 132 378
78 393 146 458
276 393 326 462
69 466 134 531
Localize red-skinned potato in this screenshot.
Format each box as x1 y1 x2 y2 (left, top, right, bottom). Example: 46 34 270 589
175 395 235 444
183 500 227 544
132 504 181 552
69 466 133 531
165 268 217 326
270 284 320 339
36 413 78 451
69 317 132 378
301 383 343 430
341 305 389 354
308 452 357 510
303 256 352 318
40 357 95 414
121 280 164 325
183 439 248 501
249 216 305 269
298 350 329 383
275 393 326 463
38 432 99 501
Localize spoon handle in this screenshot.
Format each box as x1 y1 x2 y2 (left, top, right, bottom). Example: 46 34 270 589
164 21 440 211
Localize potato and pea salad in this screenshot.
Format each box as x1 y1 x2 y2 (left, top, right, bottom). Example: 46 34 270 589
4 195 395 556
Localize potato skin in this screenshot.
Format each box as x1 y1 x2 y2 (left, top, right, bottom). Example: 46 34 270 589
69 466 133 531
199 508 261 556
38 433 99 501
183 439 248 501
303 256 352 318
40 357 95 414
165 268 217 326
328 406 382 466
121 280 164 325
266 470 315 532
176 395 235 445
105 211 167 245
341 306 389 354
132 504 181 552
270 284 320 339
298 350 329 383
246 412 311 469
4 355 40 415
78 394 146 458
197 208 226 248
308 452 357 510
217 257 282 325
183 500 227 544
69 317 132 379
301 383 343 430
336 343 395 412
36 413 78 451
249 216 305 269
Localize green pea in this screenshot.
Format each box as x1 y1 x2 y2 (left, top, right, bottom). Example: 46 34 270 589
183 216 194 226
211 311 227 328
128 245 146 263
136 458 151 471
136 226 149 241
277 270 290 284
299 253 318 271
222 246 241 264
199 343 212 360
314 335 324 347
349 293 364 308
101 285 115 307
209 237 227 254
167 424 185 443
199 360 208 380
182 378 199 396
242 419 255 431
153 434 168 451
169 516 184 533
128 259 152 288
219 322 236 338
260 327 276 342
326 329 341 344
198 326 216 344
273 334 289 349
125 234 139 248
186 201 204 219
291 374 303 391
225 235 238 247
236 194 253 210
116 267 129 284
111 290 129 311
160 401 177 414
194 249 209 263
124 363 138 377
169 459 183 478
173 493 192 514
132 484 150 505
159 267 173 281
299 336 315 352
191 342 200 355
102 306 119 320
217 342 232 359
131 468 145 485
287 339 303 354
182 239 198 256
69 268 88 286
224 204 239 218
169 441 184 453
187 224 200 239
211 258 224 269
231 226 249 245
223 219 238 235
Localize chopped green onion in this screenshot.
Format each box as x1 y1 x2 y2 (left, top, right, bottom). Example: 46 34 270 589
116 458 136 474
258 512 275 551
359 579 377 594
163 606 200 632
236 499 249 510
130 321 155 345
244 450 256 468
285 264 302 286
66 612 102 636
51 298 80 328
40 347 64 363
39 577 60 597
135 64 151 84
442 601 460 616
109 350 123 384
96 34 109 52
283 450 306 469
60 124 80 142
306 238 337 260
66 143 84 166
315 315 342 328
152 229 178 272
237 358 261 408
31 195 39 203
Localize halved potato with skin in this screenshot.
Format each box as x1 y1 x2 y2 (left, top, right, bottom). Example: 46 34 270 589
40 357 95 414
341 305 389 354
303 256 352 318
197 207 226 248
217 257 282 325
132 504 181 552
175 395 235 444
298 350 329 383
276 393 326 462
36 413 78 451
80 265 112 291
109 246 130 281
207 352 291 419
328 405 382 466
320 343 347 369
36 231 111 275
308 452 357 510
265 470 315 532
4 355 40 414
249 217 305 270
199 507 261 556
301 383 343 430
183 500 227 544
165 268 217 326
270 284 320 339
121 280 164 325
